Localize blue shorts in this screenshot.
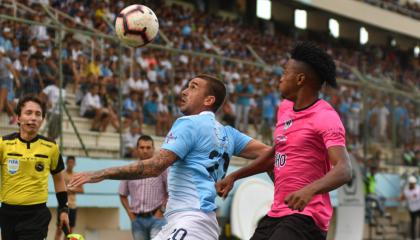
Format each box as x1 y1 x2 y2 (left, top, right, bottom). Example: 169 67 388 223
7 80 14 102
0 77 12 90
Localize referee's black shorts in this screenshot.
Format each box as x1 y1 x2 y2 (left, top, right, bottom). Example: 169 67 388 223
0 203 51 240
250 214 327 240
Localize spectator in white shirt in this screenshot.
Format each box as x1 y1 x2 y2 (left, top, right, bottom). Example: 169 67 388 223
147 65 157 83
136 50 149 70
127 71 149 96
122 124 141 158
30 15 50 41
156 97 171 137
80 84 109 132
39 78 65 139
400 176 420 240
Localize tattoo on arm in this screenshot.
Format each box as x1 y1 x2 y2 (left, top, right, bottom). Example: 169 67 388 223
96 149 177 180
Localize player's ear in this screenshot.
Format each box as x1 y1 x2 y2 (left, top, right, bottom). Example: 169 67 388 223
296 73 305 86
204 95 216 108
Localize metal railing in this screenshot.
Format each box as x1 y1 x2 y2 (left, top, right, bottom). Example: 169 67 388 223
0 3 418 170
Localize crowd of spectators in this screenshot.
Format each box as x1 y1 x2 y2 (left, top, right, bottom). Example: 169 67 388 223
0 0 418 165
360 0 420 20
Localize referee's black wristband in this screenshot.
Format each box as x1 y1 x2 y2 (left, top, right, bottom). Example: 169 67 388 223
56 191 69 214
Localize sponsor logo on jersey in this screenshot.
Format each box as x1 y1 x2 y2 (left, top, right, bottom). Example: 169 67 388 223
165 132 177 144
7 159 19 174
35 161 45 172
275 134 287 146
284 119 293 130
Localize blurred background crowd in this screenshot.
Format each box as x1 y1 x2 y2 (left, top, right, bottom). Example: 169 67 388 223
0 0 419 168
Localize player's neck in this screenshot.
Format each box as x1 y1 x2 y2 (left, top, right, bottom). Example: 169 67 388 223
19 131 38 142
293 91 319 111
189 108 212 115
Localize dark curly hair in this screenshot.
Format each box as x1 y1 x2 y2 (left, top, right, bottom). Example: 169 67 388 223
15 94 47 119
291 42 337 88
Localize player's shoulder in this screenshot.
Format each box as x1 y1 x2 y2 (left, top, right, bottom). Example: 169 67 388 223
223 125 247 139
316 99 339 115
2 132 19 141
175 114 197 123
37 135 59 149
176 113 210 124
172 115 198 130
223 125 235 134
313 100 344 130
38 134 57 144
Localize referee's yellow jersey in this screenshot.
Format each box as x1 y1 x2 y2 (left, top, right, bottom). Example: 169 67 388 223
0 132 64 205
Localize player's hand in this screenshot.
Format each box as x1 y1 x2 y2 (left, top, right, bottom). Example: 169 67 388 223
284 186 315 211
154 209 164 219
68 171 104 190
216 175 235 199
128 211 136 221
59 212 71 234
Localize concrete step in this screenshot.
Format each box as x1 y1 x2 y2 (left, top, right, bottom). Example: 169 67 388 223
61 146 120 158
1 123 121 154
376 215 397 225
66 105 81 117
375 225 399 235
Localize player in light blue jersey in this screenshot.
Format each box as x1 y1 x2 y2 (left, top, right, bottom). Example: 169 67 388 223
68 74 271 240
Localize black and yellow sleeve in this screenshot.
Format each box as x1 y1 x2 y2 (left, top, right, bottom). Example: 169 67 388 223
0 137 3 164
50 144 65 175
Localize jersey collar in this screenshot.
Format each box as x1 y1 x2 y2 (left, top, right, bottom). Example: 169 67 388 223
198 111 215 117
17 132 39 143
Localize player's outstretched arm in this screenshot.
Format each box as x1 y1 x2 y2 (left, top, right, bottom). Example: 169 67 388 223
68 149 177 188
284 146 352 211
216 143 274 198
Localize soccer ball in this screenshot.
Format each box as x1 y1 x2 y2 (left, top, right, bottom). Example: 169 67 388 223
66 233 85 240
115 4 159 47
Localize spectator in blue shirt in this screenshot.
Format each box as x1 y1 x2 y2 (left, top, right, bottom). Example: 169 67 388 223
234 78 254 132
123 91 143 131
395 101 409 146
143 93 159 125
259 85 278 144
0 28 13 53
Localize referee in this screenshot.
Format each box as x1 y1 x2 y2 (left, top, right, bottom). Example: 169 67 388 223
0 94 70 240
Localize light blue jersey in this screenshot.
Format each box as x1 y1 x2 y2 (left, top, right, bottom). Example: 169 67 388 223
161 111 251 215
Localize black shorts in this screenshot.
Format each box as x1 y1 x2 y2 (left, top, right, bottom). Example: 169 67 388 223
0 203 51 240
83 109 108 119
250 214 327 240
83 109 96 119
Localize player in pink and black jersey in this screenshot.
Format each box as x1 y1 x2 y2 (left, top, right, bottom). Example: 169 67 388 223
216 42 352 240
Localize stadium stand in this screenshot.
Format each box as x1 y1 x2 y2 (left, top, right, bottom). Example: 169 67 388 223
359 0 420 20
1 0 418 162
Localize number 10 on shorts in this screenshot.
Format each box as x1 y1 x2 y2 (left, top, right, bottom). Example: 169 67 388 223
166 228 187 240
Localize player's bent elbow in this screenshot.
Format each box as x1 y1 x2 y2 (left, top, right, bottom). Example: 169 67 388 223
150 170 161 178
343 161 353 183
